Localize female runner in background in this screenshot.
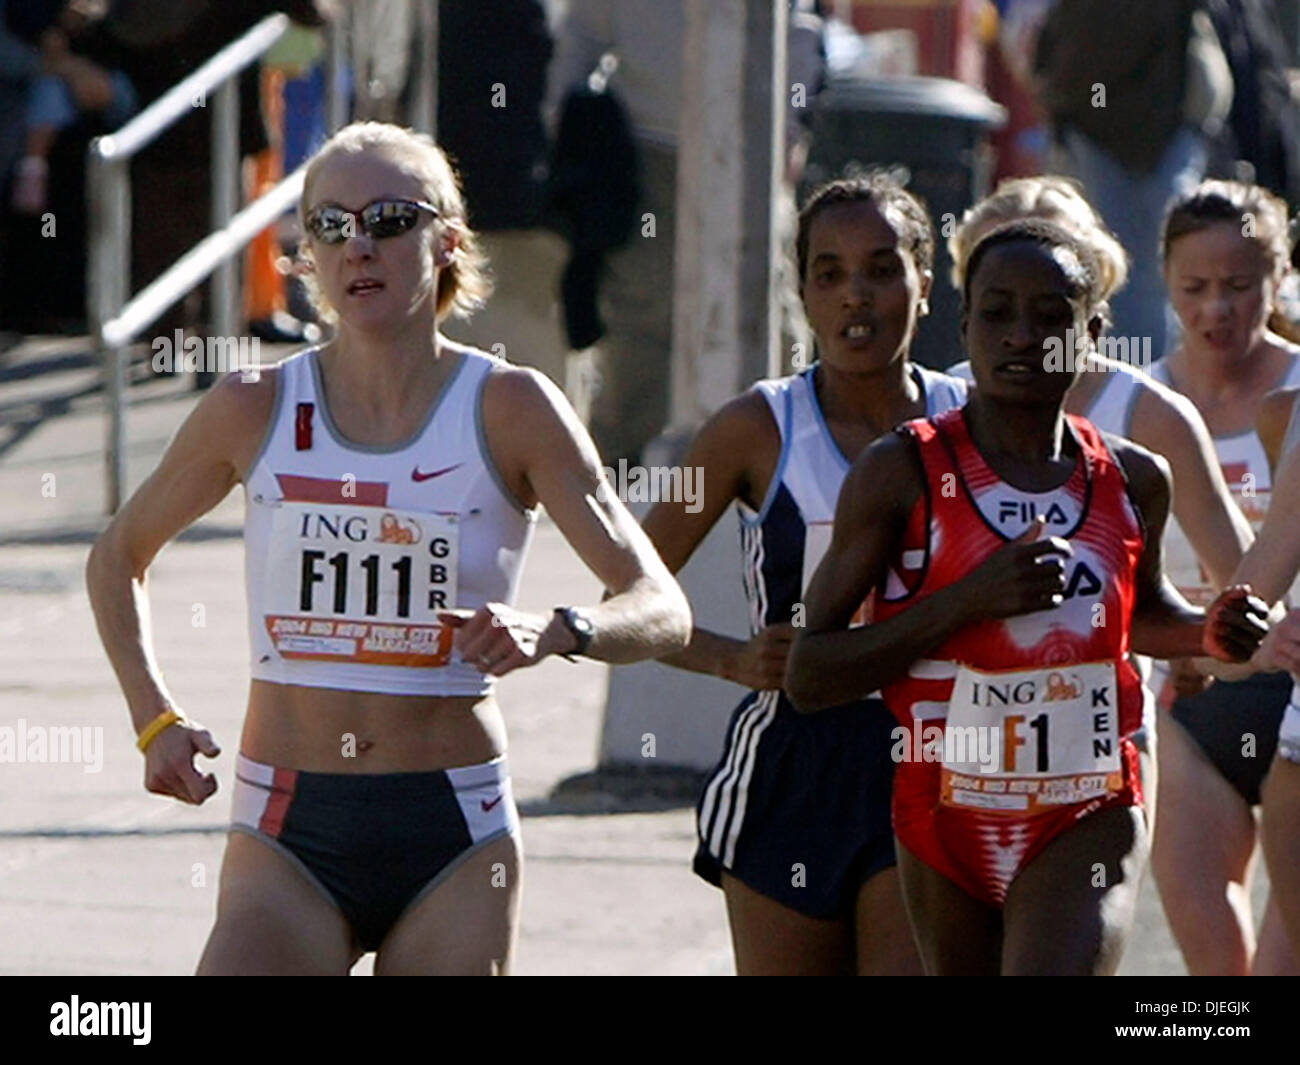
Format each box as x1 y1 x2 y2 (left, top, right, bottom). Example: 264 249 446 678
642 175 966 974
1146 181 1300 976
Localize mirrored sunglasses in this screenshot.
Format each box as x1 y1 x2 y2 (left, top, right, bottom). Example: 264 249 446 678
305 198 440 244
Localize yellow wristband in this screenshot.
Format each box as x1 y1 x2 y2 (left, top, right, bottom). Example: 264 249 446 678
136 710 184 753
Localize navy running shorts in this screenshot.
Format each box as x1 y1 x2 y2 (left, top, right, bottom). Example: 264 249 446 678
232 753 517 952
694 690 898 919
1169 670 1291 806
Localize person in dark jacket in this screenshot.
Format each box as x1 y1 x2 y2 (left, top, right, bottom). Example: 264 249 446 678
1035 0 1225 359
109 0 327 341
433 0 570 389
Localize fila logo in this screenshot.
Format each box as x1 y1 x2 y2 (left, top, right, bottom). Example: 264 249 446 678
412 462 463 483
1063 561 1102 600
998 499 1070 525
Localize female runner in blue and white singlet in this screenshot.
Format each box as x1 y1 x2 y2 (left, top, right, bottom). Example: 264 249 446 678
643 175 965 974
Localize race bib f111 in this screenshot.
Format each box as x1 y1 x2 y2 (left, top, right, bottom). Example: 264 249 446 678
262 502 458 667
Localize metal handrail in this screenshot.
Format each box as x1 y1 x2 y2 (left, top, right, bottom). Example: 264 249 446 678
100 166 307 350
87 13 311 514
87 2 439 514
93 15 291 165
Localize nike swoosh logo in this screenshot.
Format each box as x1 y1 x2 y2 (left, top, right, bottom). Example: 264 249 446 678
481 795 503 812
412 462 463 482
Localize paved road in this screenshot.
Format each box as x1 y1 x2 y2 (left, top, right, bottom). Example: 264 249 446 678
0 339 1268 974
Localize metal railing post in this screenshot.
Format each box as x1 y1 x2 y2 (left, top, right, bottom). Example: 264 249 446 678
410 0 437 136
79 14 299 511
87 147 131 514
209 77 240 382
326 12 349 133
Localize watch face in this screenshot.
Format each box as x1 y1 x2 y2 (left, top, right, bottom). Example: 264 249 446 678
560 608 593 651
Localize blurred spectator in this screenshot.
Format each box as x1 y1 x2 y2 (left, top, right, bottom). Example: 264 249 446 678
1205 0 1300 209
545 0 682 464
987 0 1055 178
352 0 410 123
547 0 823 464
1 0 44 216
1035 0 1228 358
11 1 136 215
1 0 133 332
433 1 567 387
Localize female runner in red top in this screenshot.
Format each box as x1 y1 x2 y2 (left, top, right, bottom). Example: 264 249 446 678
786 219 1269 974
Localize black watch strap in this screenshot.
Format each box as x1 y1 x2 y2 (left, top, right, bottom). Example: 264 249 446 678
555 606 595 657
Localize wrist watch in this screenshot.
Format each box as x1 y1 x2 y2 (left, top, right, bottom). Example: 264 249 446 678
554 606 595 657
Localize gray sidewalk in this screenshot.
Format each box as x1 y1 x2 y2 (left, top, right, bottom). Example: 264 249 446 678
0 342 1265 974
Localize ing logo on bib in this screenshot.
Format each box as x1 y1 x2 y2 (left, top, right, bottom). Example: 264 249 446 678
1043 672 1083 702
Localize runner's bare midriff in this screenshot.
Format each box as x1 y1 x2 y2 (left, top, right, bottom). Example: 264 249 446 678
242 680 506 772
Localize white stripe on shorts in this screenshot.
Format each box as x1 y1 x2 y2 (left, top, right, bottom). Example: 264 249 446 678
720 690 780 867
699 691 766 845
1279 686 1300 764
705 689 779 867
232 753 275 829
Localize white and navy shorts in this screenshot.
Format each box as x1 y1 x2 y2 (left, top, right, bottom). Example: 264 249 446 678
231 753 518 952
1279 684 1300 766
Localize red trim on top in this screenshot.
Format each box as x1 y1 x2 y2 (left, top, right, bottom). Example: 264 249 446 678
295 403 314 450
275 473 389 505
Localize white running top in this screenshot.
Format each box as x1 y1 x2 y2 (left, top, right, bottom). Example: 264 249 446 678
1150 357 1300 605
243 345 537 697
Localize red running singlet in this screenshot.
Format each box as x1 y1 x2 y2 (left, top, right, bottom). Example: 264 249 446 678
874 408 1146 906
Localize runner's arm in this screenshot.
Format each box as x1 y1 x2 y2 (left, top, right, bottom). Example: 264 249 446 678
1119 440 1208 659
85 372 274 735
1189 391 1300 678
1134 384 1253 590
1256 386 1300 475
641 391 784 683
487 367 691 662
1232 387 1300 603
786 434 969 710
1120 440 1265 662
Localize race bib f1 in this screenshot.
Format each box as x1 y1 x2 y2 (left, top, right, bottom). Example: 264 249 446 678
940 661 1123 814
263 501 458 667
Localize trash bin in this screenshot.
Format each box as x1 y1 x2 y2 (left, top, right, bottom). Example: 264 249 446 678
801 75 1006 371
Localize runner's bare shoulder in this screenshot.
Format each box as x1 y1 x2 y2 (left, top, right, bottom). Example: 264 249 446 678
838 429 924 531
196 361 283 483
1257 386 1300 470
1100 430 1173 531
